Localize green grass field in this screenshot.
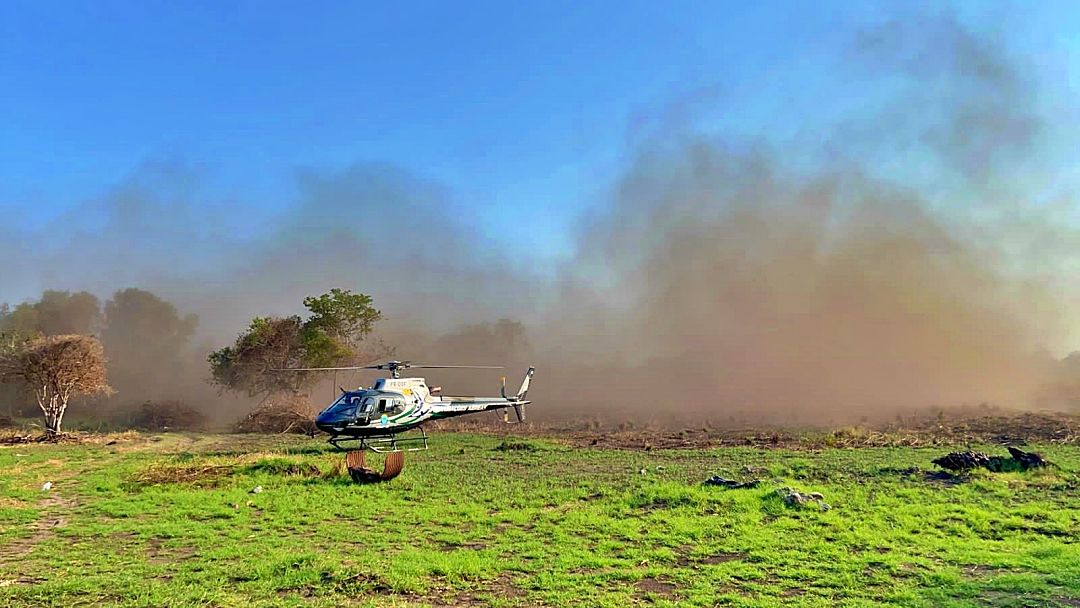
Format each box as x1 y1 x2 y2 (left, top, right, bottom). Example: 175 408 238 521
1 432 1079 607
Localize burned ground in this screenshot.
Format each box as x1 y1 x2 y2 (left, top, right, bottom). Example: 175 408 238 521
432 408 1080 451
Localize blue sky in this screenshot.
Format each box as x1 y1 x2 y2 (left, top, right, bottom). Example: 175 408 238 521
1 1 1078 291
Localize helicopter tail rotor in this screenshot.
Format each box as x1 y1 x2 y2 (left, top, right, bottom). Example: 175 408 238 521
500 367 534 401
500 367 534 423
515 367 535 401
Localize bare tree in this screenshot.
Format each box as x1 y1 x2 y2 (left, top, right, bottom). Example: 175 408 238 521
0 335 113 435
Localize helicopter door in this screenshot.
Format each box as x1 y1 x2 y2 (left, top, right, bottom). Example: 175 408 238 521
389 399 406 415
359 397 375 424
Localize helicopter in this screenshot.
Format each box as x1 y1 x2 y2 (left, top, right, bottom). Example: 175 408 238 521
277 360 535 456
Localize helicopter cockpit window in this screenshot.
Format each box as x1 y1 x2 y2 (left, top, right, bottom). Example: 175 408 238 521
388 399 406 415
325 393 360 417
377 398 390 413
360 397 375 413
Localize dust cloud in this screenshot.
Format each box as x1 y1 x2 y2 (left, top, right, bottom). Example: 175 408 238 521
3 12 1079 428
519 13 1080 426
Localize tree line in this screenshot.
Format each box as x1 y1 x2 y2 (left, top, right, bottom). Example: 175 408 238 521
0 287 392 434
1 285 536 435
0 288 198 433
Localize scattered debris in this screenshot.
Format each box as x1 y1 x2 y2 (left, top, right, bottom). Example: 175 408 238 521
776 487 830 511
932 451 992 472
0 577 42 588
932 447 1054 473
40 482 52 491
1 432 80 445
494 440 539 452
2 430 140 447
703 476 761 489
133 463 236 486
250 486 263 494
1006 446 1053 470
246 460 321 477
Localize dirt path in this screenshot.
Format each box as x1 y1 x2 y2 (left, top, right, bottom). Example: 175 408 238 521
0 492 77 569
0 456 83 589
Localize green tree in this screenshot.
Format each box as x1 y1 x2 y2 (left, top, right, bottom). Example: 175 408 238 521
0 302 42 340
0 306 36 417
302 288 383 349
0 290 103 338
103 288 198 364
102 288 200 401
208 289 390 399
36 290 103 335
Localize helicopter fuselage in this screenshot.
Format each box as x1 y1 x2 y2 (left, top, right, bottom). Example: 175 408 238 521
315 372 532 438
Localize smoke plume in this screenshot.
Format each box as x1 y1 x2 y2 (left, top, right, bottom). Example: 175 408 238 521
2 12 1078 427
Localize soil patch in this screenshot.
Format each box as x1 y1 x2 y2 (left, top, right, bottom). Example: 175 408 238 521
146 538 197 565
635 576 677 599
703 552 748 565
429 572 527 606
438 541 488 552
0 495 77 566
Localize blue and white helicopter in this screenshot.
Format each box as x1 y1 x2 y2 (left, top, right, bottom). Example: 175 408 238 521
281 360 535 454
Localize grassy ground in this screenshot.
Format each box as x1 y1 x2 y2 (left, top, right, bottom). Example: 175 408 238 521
1 432 1079 607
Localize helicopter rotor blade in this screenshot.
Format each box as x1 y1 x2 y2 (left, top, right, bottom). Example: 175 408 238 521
271 364 503 372
403 365 504 369
271 366 374 371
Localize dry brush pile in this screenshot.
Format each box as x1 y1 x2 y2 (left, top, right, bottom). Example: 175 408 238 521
121 400 208 431
233 392 318 435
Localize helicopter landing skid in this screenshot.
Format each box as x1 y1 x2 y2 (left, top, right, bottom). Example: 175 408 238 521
328 426 429 453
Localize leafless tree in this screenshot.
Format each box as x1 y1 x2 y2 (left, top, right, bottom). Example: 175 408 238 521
0 334 113 435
